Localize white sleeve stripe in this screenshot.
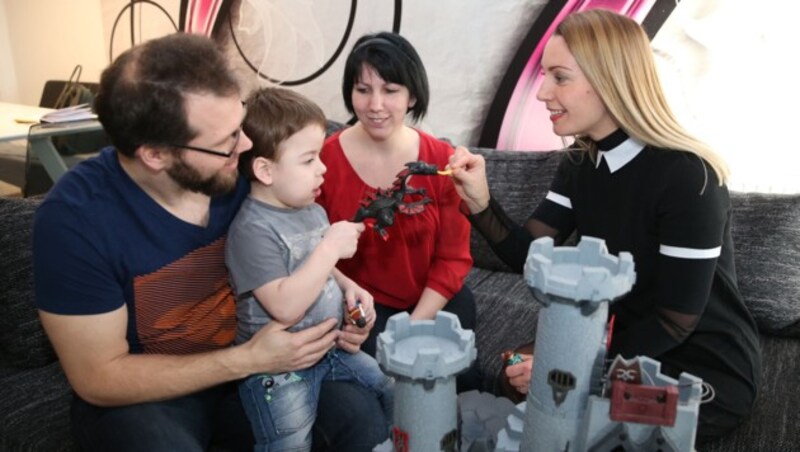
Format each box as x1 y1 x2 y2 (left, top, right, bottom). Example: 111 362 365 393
545 191 572 209
660 244 721 259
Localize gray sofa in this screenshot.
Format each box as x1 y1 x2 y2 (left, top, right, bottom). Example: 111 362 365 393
1 148 798 451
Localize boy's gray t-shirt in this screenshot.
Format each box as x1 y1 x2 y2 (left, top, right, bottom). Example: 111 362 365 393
226 197 343 344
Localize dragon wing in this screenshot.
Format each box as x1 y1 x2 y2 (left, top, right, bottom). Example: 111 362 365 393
398 198 432 215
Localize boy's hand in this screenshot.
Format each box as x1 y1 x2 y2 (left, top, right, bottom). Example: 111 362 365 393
338 312 375 354
337 282 375 353
343 283 374 313
322 221 365 259
343 283 374 329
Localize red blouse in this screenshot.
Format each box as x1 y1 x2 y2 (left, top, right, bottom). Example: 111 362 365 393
317 129 473 310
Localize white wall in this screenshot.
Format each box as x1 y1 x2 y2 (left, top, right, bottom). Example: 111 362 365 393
0 0 106 105
226 0 546 147
1 0 795 193
0 0 20 102
99 0 182 62
0 0 181 106
653 0 800 193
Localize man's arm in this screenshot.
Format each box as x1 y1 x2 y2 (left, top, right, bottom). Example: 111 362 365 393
40 306 338 407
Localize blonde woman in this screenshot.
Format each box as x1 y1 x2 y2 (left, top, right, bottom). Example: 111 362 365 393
449 9 760 443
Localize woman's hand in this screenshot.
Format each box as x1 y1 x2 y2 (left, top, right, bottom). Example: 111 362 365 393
448 146 491 213
505 352 534 394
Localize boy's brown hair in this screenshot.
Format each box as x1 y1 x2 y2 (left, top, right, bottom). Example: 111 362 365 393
239 87 327 181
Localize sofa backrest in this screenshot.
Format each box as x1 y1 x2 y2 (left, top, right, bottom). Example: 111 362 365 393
468 147 561 273
0 196 56 370
729 191 800 337
469 148 800 339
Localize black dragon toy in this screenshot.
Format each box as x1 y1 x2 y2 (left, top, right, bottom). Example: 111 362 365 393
352 161 451 240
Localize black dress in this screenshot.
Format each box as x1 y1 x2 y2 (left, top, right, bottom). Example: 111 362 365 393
471 129 761 442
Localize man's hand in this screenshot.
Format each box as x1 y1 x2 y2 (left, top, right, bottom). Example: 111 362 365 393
244 317 339 373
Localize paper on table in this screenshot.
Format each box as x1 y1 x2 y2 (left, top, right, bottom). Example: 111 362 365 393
40 103 97 123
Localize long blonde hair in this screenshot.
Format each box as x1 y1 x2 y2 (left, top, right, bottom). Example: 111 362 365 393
556 9 729 185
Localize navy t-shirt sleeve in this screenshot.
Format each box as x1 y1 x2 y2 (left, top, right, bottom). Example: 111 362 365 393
34 201 125 315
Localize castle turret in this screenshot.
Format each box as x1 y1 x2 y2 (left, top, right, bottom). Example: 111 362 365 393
519 236 636 451
375 311 476 452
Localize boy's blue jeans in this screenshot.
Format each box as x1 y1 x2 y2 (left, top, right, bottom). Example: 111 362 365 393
240 348 394 452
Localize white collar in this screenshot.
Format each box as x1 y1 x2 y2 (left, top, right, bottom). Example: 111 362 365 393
596 136 646 173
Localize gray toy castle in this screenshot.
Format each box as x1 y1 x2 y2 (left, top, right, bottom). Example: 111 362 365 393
496 236 703 451
373 236 703 451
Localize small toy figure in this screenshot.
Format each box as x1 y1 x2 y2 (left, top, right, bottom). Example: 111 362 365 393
352 160 450 240
347 301 367 328
501 350 525 366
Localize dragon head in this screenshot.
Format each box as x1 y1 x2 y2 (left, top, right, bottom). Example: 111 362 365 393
403 161 440 176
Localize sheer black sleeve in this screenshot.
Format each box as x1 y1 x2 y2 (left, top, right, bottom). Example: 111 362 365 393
467 197 536 273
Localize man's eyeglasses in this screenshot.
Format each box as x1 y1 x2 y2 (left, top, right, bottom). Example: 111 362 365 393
169 126 243 158
168 101 247 158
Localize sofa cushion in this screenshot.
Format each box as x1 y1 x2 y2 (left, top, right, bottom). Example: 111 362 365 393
469 269 541 379
0 360 75 451
468 148 562 272
0 197 57 369
730 192 800 337
698 334 800 451
325 119 348 137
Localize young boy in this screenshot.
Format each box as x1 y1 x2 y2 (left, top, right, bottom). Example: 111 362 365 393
225 87 393 451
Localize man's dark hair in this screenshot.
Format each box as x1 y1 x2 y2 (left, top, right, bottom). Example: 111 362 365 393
94 33 240 157
341 32 430 122
239 87 327 181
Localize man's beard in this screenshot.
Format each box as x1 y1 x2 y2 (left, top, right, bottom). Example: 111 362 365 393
166 154 238 197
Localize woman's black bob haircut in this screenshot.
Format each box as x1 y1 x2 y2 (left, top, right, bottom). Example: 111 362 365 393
341 32 430 122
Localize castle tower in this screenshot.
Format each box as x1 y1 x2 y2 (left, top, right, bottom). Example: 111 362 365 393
375 311 476 452
519 236 636 451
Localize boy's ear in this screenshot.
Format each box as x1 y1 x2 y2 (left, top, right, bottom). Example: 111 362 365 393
252 156 274 185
